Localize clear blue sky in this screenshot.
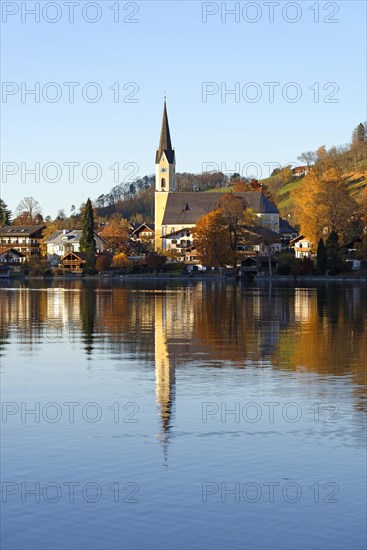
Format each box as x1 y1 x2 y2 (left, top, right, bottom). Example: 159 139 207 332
1 0 366 218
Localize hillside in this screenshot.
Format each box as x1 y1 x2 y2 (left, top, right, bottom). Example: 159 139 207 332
273 159 367 218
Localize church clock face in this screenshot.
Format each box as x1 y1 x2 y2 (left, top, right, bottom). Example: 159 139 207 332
161 167 167 173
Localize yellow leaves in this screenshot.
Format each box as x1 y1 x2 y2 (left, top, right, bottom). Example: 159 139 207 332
112 252 130 267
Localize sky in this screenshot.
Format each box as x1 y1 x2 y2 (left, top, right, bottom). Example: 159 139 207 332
1 0 366 218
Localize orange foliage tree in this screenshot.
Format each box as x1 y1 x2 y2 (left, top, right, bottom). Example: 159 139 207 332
100 218 130 254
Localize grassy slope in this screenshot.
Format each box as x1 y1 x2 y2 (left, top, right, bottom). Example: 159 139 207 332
203 161 367 218
271 160 367 217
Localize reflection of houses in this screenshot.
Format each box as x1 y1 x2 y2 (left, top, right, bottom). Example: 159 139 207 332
291 235 313 258
45 229 104 265
0 247 25 263
0 225 45 260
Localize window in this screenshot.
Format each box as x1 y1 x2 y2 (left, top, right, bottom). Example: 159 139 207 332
161 178 166 189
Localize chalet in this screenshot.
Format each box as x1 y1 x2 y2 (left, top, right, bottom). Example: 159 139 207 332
130 223 155 242
0 247 25 264
45 229 105 265
0 225 45 260
61 251 87 274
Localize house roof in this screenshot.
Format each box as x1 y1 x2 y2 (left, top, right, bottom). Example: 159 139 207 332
0 247 25 256
61 251 87 261
131 223 155 235
45 229 104 246
0 225 45 237
162 192 278 225
161 228 191 238
242 225 282 243
279 218 298 235
155 98 175 164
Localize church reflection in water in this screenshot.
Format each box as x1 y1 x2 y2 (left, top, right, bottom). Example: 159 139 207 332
154 294 176 460
0 281 366 439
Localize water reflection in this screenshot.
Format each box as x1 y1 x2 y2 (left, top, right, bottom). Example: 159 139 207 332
0 280 366 413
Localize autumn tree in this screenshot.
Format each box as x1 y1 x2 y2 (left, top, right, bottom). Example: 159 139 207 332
193 195 256 268
193 210 231 267
112 252 131 267
96 253 112 273
80 198 96 274
100 218 130 254
145 253 166 274
0 199 11 226
14 196 42 224
294 167 357 247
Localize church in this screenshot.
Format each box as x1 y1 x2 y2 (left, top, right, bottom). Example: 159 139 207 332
154 99 282 253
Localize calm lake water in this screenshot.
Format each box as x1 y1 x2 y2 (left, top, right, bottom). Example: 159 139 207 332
1 279 366 550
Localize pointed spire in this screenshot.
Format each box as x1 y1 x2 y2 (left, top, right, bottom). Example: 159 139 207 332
156 97 175 164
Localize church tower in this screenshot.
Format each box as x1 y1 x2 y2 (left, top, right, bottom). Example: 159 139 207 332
155 98 175 250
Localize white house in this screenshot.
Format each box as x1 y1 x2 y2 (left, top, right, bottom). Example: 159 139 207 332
45 230 105 265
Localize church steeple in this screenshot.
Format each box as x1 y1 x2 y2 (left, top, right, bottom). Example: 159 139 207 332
156 97 175 165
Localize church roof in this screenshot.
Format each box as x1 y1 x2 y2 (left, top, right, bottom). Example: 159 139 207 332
162 192 278 225
155 98 175 164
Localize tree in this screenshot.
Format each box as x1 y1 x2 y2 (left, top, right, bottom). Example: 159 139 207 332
193 210 231 267
193 196 256 268
100 218 130 254
145 253 166 274
316 238 327 275
294 167 357 246
326 231 343 275
352 122 366 145
96 253 112 273
14 196 41 223
112 252 131 267
80 198 96 274
0 199 11 226
297 151 317 168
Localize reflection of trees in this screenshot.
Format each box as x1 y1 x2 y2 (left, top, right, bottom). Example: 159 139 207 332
80 285 96 356
0 281 366 410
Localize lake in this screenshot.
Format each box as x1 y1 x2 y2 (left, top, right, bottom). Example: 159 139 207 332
1 279 366 550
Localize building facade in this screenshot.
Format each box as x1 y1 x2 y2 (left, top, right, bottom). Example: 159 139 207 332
0 225 45 260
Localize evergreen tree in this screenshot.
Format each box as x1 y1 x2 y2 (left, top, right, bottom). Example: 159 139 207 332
80 198 96 274
316 238 327 275
0 199 11 226
326 231 343 275
352 122 366 144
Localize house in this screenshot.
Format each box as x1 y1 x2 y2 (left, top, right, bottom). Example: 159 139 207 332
130 223 155 242
239 225 282 255
45 229 105 265
290 235 313 258
61 251 87 273
0 247 26 264
279 218 298 246
292 166 309 177
161 227 193 257
154 99 280 252
0 225 46 260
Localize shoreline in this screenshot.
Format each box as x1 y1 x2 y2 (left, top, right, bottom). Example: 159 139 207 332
3 273 366 284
